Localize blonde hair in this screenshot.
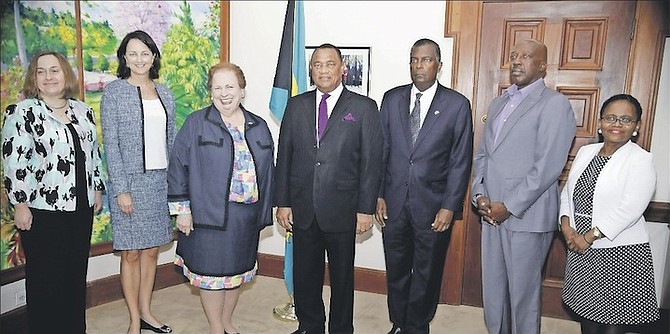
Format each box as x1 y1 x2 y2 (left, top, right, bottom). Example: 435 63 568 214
23 51 79 99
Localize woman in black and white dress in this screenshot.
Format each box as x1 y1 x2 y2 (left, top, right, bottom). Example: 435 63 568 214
559 94 659 334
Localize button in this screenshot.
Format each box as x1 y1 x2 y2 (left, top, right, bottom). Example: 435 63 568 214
409 160 413 165
316 162 321 166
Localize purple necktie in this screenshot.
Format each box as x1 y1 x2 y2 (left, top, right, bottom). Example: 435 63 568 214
318 93 330 140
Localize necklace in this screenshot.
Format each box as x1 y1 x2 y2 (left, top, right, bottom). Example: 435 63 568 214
45 100 68 110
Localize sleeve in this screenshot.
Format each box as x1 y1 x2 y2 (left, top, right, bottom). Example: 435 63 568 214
505 94 576 218
85 104 106 191
441 97 473 212
559 146 588 227
471 104 494 203
2 104 36 204
167 114 193 215
100 87 129 197
357 98 383 214
378 92 391 198
597 151 656 240
258 125 275 227
273 99 295 208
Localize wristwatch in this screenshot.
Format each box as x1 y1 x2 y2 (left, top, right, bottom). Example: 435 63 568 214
590 226 603 240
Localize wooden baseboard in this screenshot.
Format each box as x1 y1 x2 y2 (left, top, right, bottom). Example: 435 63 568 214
0 305 27 334
257 253 388 295
86 262 187 308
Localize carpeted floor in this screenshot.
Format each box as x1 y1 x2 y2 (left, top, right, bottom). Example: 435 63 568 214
86 275 580 333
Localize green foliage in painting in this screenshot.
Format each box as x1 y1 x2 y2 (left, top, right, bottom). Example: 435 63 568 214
161 1 218 129
96 54 109 72
82 20 117 55
84 51 94 71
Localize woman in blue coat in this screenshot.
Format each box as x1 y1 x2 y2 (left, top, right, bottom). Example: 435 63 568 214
168 62 274 334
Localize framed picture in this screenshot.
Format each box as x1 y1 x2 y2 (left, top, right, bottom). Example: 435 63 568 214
306 46 371 96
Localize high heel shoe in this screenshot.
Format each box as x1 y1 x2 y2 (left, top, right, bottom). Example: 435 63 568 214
140 319 172 333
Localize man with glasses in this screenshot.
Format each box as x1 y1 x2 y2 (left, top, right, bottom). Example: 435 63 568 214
471 39 576 334
376 38 473 334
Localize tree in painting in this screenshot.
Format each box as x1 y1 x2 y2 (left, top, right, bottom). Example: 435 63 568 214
0 0 221 270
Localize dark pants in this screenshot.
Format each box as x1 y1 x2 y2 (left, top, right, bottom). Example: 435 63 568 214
20 207 93 334
293 220 356 334
382 201 450 334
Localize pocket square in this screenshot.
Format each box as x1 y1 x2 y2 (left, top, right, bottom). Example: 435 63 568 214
342 113 356 122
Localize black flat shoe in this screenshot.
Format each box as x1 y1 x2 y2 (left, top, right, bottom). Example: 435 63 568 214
140 319 172 333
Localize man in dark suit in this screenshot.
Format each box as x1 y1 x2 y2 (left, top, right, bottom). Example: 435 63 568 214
375 39 473 334
275 43 383 334
472 39 576 334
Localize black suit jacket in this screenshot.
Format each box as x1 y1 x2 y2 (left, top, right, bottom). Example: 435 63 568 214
274 87 383 233
380 83 473 225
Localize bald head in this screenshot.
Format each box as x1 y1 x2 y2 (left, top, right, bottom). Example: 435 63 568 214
518 39 547 61
509 39 548 88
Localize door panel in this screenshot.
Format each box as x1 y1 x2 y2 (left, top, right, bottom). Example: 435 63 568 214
461 1 636 318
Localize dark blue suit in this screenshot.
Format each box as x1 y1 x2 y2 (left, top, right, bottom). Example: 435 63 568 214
380 83 473 333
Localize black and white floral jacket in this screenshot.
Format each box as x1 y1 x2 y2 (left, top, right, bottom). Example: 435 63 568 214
2 98 105 211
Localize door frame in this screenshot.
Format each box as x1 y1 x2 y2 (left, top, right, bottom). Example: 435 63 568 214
440 0 668 308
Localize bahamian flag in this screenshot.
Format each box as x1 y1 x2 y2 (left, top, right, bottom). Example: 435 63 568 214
269 0 307 121
270 1 305 297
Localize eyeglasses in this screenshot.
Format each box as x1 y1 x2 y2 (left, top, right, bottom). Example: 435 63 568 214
601 115 637 125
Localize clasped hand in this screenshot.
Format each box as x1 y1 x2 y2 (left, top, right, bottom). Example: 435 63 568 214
561 224 591 254
475 196 510 226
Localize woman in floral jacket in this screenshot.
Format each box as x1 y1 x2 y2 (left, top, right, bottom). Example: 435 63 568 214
2 50 104 334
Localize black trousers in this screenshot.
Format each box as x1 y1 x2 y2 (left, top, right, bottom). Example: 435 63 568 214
382 201 450 334
20 207 93 334
293 220 356 334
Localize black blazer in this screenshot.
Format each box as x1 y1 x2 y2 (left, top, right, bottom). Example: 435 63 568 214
274 87 383 233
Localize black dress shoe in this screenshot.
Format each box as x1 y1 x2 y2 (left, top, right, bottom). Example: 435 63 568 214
387 325 402 334
140 319 172 333
291 330 308 334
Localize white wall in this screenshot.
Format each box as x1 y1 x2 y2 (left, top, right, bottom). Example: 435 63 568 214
650 38 670 203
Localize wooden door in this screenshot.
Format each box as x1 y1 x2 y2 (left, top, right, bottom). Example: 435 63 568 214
462 1 637 318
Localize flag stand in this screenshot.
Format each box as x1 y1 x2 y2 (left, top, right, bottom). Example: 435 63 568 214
273 231 298 322
273 294 298 322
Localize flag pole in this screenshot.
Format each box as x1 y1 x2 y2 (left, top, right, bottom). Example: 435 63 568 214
271 0 305 322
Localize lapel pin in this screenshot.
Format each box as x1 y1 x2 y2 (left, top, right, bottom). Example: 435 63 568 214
434 110 440 115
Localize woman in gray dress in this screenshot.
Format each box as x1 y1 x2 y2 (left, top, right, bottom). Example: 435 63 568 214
101 30 175 334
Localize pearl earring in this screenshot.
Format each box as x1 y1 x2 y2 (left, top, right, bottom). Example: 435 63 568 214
633 131 638 137
598 128 602 134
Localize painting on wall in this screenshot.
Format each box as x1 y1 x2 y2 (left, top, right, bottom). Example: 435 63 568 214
0 0 222 271
306 46 371 96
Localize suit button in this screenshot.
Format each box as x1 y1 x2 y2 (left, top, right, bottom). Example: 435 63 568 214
409 160 413 165
316 162 321 166
404 182 408 186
